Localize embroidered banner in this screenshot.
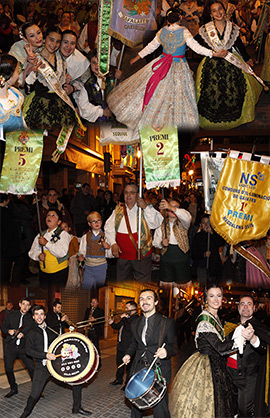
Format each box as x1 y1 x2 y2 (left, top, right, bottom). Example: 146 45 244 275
200 152 227 213
211 151 270 246
0 130 43 194
140 125 180 189
108 0 157 47
99 121 139 145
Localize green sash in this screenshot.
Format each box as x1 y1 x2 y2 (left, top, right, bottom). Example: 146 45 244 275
196 312 225 341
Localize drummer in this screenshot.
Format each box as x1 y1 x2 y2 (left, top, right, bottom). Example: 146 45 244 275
122 289 175 418
19 305 91 418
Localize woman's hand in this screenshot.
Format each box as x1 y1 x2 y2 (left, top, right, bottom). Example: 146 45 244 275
246 58 254 67
213 49 228 58
24 43 37 64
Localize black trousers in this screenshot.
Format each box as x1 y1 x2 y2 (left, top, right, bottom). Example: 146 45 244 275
4 344 34 391
227 366 257 417
87 329 101 362
21 363 82 417
131 391 170 418
116 255 152 282
116 349 131 383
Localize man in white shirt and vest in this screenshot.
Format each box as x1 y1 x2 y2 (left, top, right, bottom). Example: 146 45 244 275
104 183 163 282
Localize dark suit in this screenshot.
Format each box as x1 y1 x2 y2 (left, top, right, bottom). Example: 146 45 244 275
20 323 82 417
46 311 68 334
84 306 104 360
125 312 175 418
1 310 34 391
227 316 270 417
110 313 139 383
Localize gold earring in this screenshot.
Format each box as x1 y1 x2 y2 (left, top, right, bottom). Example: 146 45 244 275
204 301 208 309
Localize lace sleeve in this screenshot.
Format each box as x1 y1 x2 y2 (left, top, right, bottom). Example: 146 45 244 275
184 28 213 57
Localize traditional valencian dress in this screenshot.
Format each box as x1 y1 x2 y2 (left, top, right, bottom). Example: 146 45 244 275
0 87 25 133
170 310 236 418
107 25 215 132
195 20 262 130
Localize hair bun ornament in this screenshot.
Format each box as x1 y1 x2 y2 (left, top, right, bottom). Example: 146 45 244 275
0 75 6 88
167 10 173 15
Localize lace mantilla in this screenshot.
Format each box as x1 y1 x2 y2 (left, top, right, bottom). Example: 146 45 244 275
199 21 239 50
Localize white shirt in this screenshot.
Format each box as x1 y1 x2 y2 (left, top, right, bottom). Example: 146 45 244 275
104 203 163 246
152 208 191 248
29 229 71 260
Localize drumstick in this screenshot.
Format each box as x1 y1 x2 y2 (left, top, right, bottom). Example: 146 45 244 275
142 343 166 382
118 362 126 369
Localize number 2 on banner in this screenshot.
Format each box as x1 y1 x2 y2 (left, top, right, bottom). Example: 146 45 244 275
156 142 164 155
18 153 26 166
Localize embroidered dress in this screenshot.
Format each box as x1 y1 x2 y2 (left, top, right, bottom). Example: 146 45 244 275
23 51 76 130
171 310 236 418
195 21 262 130
107 25 213 132
0 87 25 132
261 33 270 83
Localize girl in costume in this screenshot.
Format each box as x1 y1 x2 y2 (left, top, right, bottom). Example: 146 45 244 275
195 0 263 130
78 211 111 290
23 26 77 131
29 208 71 289
170 285 253 418
0 54 25 134
9 22 43 90
107 7 226 132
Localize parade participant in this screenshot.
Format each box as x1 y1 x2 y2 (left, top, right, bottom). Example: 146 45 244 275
109 301 139 387
227 295 270 418
60 30 90 84
0 54 25 134
104 183 163 282
195 0 262 129
191 214 225 285
77 4 98 55
70 183 97 238
122 289 175 418
180 0 201 36
29 208 71 289
0 301 13 330
60 221 80 288
33 188 72 234
170 285 244 418
46 300 70 335
1 297 34 398
107 7 227 132
78 211 111 290
83 298 104 368
19 305 91 417
23 26 77 131
9 22 43 88
153 199 192 283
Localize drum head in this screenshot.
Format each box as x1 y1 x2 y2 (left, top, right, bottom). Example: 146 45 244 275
47 332 96 384
125 368 155 399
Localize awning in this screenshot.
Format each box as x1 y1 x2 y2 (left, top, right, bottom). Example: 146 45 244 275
65 146 104 174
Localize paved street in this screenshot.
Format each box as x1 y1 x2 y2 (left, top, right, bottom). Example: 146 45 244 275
0 337 195 418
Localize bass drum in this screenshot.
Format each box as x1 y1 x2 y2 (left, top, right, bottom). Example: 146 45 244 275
125 368 167 410
47 332 99 385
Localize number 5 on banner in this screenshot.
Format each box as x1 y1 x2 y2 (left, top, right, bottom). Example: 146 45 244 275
18 153 26 166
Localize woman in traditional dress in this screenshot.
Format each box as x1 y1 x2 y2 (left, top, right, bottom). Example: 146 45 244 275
23 26 76 130
195 0 262 130
9 22 43 90
260 32 270 86
0 54 25 135
107 7 226 132
180 0 201 36
170 285 257 418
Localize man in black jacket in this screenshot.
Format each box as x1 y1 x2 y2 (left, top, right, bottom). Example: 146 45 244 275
19 305 91 417
84 298 104 366
1 297 34 398
122 289 175 418
46 300 70 334
227 294 270 417
109 301 138 386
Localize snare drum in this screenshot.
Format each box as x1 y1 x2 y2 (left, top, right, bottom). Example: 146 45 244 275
47 332 99 385
125 368 167 410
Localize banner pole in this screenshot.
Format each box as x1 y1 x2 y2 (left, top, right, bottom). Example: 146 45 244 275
35 191 45 269
161 188 167 239
114 44 125 87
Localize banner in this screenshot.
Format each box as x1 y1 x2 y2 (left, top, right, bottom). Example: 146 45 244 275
0 130 43 194
120 145 136 169
211 151 270 246
99 121 139 145
200 152 227 213
140 125 180 189
108 0 157 47
97 0 113 77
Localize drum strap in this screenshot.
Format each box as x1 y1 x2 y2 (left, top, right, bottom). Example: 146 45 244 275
158 316 167 348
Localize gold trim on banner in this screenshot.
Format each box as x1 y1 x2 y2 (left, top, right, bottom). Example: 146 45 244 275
234 244 270 279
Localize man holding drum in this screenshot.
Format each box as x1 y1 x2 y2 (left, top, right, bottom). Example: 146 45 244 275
122 289 175 418
19 306 91 417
